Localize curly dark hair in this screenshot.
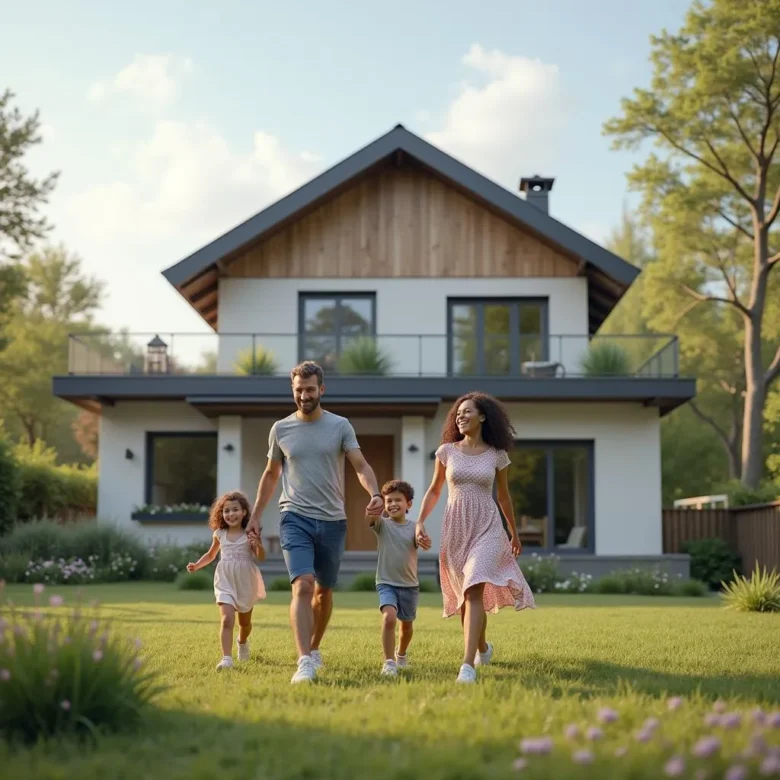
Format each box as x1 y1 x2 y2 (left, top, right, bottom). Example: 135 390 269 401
381 480 415 503
208 490 251 531
441 392 516 452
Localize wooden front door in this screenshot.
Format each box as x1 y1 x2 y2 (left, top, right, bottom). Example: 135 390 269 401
345 435 395 551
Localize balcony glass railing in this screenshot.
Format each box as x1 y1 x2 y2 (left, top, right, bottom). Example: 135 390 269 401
66 332 680 379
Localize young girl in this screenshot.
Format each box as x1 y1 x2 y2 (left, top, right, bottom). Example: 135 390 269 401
187 490 267 670
415 392 535 684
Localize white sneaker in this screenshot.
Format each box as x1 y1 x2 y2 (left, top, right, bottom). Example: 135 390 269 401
381 660 398 677
475 642 493 666
237 641 250 662
310 649 323 669
291 655 316 684
216 656 234 671
395 653 408 669
457 663 477 684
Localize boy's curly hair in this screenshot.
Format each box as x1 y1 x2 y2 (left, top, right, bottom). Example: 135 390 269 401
381 479 415 503
441 392 516 452
209 490 251 531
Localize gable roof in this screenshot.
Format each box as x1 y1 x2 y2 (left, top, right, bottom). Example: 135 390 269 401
162 124 639 332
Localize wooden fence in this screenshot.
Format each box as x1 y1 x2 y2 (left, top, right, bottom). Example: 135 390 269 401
662 501 780 573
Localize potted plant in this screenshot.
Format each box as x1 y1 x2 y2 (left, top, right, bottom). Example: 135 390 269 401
337 338 393 375
579 341 631 377
234 346 279 375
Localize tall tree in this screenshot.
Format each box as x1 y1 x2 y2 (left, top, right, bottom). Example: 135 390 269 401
604 0 780 487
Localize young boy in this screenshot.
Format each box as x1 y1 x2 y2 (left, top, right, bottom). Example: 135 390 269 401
369 479 419 677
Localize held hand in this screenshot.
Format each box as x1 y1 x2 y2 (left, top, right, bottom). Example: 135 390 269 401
510 533 522 557
366 495 384 516
416 523 432 550
186 562 197 573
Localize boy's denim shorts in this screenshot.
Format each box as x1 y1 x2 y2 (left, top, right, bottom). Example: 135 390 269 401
376 583 420 622
279 511 347 589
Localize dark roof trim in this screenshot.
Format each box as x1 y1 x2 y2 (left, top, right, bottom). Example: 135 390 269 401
53 374 695 416
162 124 639 290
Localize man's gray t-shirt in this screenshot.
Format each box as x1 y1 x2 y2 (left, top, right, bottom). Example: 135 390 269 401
372 516 418 587
268 410 360 521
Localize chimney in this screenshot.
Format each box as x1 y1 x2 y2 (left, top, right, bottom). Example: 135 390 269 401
520 175 555 214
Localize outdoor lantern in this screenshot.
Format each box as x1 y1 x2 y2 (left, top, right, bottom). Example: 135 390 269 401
144 335 169 374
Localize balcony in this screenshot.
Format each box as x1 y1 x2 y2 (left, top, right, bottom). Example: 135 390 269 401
67 331 680 379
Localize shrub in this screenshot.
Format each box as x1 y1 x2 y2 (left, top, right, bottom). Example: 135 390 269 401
553 572 594 593
721 564 780 613
681 538 742 590
349 572 377 592
519 553 560 594
594 575 625 594
337 339 393 375
595 566 676 595
0 587 161 742
0 436 20 535
268 577 292 592
142 543 211 582
24 557 96 585
0 552 29 583
714 479 779 508
176 570 212 591
579 341 631 377
673 579 709 597
234 346 279 376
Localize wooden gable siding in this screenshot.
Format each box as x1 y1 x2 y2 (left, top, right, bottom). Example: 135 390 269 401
227 167 578 279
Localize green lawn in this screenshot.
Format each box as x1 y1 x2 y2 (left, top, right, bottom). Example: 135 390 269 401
2 583 780 779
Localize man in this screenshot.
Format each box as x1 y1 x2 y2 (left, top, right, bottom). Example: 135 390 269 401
247 361 383 683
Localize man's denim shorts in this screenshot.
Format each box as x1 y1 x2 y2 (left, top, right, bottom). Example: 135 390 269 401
279 511 347 589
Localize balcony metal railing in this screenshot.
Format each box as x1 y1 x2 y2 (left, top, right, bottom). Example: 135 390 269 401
66 332 681 379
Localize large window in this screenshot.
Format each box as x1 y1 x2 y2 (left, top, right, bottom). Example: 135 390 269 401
506 441 593 552
448 299 547 376
145 433 217 507
299 293 376 372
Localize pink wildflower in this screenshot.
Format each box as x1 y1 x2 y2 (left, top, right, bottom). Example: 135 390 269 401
704 713 721 727
519 737 553 755
664 757 685 777
760 755 780 775
60 700 71 711
768 712 780 728
667 696 683 711
753 709 766 726
713 700 727 713
644 717 660 731
564 724 579 740
635 729 653 743
512 758 527 772
725 766 747 780
586 726 603 741
692 736 720 758
0 669 9 681
723 712 742 729
572 750 593 765
33 584 44 595
598 707 619 724
49 595 64 607
92 649 103 662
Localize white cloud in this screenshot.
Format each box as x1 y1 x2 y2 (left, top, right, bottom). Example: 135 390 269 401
86 54 194 108
68 119 322 245
425 44 567 190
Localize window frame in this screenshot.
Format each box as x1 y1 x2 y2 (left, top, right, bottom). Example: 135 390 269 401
144 431 218 506
446 297 549 376
297 292 378 364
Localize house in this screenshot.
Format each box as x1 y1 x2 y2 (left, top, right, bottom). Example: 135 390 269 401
53 124 696 578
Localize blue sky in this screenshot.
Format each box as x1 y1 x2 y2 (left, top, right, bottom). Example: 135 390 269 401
4 0 691 335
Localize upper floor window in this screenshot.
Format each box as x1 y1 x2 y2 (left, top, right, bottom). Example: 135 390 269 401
299 293 376 372
448 298 548 376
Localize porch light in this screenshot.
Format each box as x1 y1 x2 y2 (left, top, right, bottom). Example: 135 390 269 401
145 335 169 374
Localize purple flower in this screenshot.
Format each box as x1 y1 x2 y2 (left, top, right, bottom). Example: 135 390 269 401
692 736 720 758
635 729 653 743
564 724 579 740
725 766 747 780
664 757 685 777
713 700 727 713
133 658 143 670
751 732 768 754
586 727 603 741
92 649 103 662
768 712 780 728
49 595 64 607
512 758 527 771
0 669 9 681
753 708 767 726
667 696 683 711
598 707 619 724
60 700 71 711
643 717 660 731
33 583 44 595
134 638 142 650
723 712 742 729
704 713 721 727
519 737 553 755
760 755 780 775
572 750 593 765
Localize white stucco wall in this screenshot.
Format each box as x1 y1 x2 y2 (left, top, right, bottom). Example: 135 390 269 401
216 277 589 375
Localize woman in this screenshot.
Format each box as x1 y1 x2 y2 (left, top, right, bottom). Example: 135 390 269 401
416 392 534 683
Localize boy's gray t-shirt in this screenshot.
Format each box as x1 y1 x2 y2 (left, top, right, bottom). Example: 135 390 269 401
268 410 360 521
372 516 418 587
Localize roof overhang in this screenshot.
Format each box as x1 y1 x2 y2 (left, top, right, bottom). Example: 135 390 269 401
53 375 696 417
161 125 640 334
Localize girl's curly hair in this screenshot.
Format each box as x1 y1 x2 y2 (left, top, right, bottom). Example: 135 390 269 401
441 392 516 452
208 490 251 531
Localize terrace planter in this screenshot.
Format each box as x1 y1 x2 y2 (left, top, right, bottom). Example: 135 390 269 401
131 511 209 524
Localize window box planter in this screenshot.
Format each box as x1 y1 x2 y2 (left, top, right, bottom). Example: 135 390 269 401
131 504 210 524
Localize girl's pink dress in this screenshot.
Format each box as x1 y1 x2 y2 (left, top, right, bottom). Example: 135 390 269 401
436 443 535 618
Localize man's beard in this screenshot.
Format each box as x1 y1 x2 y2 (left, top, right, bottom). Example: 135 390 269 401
297 396 321 414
